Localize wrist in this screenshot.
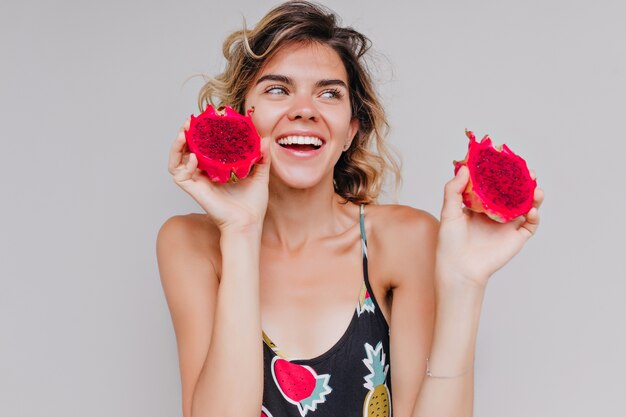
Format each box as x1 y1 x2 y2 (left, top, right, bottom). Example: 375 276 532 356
434 268 487 311
435 264 490 292
219 227 262 278
434 282 486 312
219 225 263 249
219 221 263 239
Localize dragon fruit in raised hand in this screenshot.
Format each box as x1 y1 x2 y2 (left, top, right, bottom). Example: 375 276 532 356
185 105 261 183
454 130 537 223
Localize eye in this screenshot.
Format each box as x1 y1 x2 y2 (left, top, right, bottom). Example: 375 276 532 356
320 88 344 100
265 85 288 95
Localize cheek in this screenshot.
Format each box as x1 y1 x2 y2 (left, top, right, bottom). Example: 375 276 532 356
329 113 354 136
249 110 271 137
248 103 286 136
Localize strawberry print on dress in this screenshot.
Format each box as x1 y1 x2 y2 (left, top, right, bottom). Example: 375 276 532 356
271 356 332 416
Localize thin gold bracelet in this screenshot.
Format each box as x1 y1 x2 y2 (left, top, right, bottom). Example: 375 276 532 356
425 358 473 379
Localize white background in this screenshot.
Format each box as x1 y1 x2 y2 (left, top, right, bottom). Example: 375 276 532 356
1 0 624 416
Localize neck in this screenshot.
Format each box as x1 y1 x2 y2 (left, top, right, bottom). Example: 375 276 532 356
263 177 358 250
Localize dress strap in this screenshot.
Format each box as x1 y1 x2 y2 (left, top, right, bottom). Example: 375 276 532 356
359 204 371 285
359 204 368 259
358 204 389 329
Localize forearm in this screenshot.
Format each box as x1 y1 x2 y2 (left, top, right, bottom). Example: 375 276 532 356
191 228 264 417
412 273 486 417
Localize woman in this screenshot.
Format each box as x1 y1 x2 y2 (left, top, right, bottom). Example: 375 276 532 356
157 2 543 417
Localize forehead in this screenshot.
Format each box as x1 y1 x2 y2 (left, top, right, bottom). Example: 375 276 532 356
257 42 348 83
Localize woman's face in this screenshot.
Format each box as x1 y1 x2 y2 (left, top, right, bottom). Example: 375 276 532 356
244 42 358 190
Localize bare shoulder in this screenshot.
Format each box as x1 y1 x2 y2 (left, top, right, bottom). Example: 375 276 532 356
157 213 221 265
156 212 224 288
157 213 219 250
365 204 439 243
365 204 439 288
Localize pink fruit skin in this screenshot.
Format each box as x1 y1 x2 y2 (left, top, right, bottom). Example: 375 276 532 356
454 130 537 223
184 105 262 183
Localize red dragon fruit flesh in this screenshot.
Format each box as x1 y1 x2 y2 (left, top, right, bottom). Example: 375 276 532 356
185 105 262 183
454 130 537 223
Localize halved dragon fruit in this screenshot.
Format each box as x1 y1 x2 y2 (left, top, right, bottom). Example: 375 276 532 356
185 105 262 183
454 130 537 223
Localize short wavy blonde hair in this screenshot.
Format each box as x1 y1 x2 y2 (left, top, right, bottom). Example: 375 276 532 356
198 1 401 203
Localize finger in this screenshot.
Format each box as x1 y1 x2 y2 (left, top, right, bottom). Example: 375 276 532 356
174 116 191 136
441 165 470 220
529 169 537 181
173 152 199 183
176 117 191 141
533 187 544 210
191 167 204 181
249 136 272 179
518 207 540 238
168 128 189 173
258 136 272 166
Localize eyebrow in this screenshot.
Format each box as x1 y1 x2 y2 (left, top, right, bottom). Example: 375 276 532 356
255 74 348 89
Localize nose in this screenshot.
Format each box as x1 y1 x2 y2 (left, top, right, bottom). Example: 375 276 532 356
287 94 320 122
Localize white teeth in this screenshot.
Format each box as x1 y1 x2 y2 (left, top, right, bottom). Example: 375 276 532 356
277 136 323 147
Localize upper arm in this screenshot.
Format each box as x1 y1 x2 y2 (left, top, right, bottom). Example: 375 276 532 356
384 208 438 417
156 215 219 417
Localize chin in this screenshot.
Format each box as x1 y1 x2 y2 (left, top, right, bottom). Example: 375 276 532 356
270 165 331 191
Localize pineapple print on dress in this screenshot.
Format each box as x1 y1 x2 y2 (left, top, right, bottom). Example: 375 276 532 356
362 342 391 417
271 356 332 416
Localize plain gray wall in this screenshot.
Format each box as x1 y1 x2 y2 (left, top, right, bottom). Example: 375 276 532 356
1 0 624 416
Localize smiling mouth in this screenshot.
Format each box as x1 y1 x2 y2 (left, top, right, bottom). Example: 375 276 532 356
277 135 324 151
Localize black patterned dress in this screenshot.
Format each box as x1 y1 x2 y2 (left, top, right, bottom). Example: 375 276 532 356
261 205 392 417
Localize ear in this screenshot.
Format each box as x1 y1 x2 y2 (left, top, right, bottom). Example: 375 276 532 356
347 117 360 146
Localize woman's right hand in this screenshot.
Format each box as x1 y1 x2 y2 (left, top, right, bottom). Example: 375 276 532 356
168 118 271 234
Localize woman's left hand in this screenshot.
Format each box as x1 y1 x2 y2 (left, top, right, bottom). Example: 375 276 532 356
435 165 544 289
